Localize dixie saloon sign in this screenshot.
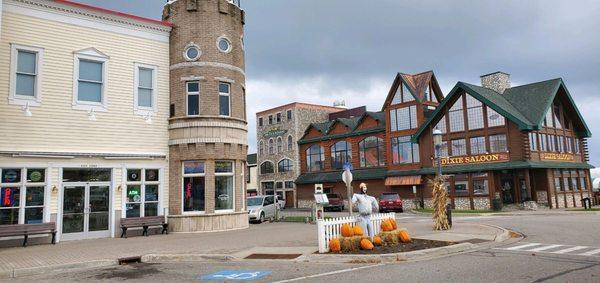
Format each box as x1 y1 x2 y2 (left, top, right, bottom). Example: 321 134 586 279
440 153 509 166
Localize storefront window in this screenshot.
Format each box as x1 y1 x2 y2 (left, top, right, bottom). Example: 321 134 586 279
554 177 562 192
563 177 571 191
473 179 489 195
125 169 160 218
262 182 274 195
183 161 205 212
260 161 274 174
454 175 469 196
1 168 46 225
215 161 234 211
359 136 385 167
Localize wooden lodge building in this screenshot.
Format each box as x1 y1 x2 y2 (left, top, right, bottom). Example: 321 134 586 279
295 71 593 210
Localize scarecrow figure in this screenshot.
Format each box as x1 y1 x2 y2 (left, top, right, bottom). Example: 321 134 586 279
352 182 379 239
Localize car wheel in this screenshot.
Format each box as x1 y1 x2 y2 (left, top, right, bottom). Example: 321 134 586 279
259 212 265 223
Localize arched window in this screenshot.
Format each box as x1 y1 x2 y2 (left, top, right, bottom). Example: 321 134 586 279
278 159 293 173
359 136 385 167
268 139 274 154
287 135 293 151
306 145 324 172
260 161 274 174
259 141 264 155
330 141 352 169
277 137 283 153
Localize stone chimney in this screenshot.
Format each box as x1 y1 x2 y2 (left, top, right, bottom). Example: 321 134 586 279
480 71 511 94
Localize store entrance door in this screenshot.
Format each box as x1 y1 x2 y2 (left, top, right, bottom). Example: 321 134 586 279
285 191 295 208
500 173 515 204
61 183 110 240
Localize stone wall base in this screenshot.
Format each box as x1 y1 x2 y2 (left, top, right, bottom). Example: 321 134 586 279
168 211 249 232
536 191 548 205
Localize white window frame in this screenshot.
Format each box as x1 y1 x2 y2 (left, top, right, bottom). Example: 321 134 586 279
122 168 162 218
182 161 206 215
133 63 158 116
9 44 44 107
186 81 200 116
216 35 233 53
72 48 109 112
214 160 235 213
219 81 231 117
0 167 49 225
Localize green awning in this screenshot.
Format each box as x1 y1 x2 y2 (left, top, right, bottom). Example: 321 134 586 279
387 161 593 177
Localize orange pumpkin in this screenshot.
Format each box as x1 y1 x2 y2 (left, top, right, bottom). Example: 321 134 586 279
389 218 398 230
398 230 411 243
360 238 374 250
341 224 354 237
381 220 393 232
329 238 341 253
373 236 383 246
353 225 364 236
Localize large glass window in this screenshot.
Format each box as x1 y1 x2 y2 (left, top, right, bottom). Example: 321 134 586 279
330 141 352 169
544 109 554 128
219 82 230 116
529 133 538 151
434 116 447 134
466 95 484 130
125 169 160 218
448 98 464 132
77 59 104 103
540 134 547 151
359 136 385 167
566 137 573 153
487 107 505 127
554 177 562 192
391 83 414 104
553 104 562 129
187 82 200 116
469 136 486 155
489 134 507 153
183 161 205 212
260 161 274 174
451 139 467 156
390 105 417 131
215 161 234 211
473 174 489 195
1 168 46 225
454 175 469 196
392 136 419 164
306 145 325 172
278 159 293 173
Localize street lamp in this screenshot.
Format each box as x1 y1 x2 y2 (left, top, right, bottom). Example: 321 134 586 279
433 128 443 177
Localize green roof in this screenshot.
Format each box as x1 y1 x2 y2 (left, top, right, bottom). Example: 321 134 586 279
412 79 592 142
295 168 387 184
246 153 257 165
299 111 385 144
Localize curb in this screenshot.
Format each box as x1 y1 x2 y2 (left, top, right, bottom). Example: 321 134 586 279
141 254 235 263
0 260 118 279
478 223 512 242
299 242 476 264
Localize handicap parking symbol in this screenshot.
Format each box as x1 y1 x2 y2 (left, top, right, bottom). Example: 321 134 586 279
200 270 271 281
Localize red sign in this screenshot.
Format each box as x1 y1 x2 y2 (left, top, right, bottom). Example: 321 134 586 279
2 188 12 206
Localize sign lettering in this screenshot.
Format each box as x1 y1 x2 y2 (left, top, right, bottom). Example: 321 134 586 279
541 153 574 161
440 153 509 166
263 128 288 138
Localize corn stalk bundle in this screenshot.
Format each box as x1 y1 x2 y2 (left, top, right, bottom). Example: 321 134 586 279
430 175 450 230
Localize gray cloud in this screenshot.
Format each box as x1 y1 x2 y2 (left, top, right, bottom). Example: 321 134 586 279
77 0 600 165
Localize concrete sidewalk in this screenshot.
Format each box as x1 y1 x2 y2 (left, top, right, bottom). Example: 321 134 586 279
0 219 507 278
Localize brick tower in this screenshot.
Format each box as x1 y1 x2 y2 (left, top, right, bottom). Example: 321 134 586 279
163 0 248 232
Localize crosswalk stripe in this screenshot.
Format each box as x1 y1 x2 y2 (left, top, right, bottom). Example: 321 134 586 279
527 244 563 252
505 243 541 250
580 248 600 256
551 246 588 254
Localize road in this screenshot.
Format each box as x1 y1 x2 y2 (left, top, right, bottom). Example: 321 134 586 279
13 213 600 282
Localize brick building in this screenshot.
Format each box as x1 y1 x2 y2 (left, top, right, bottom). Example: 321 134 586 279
256 103 343 208
164 0 248 231
296 71 593 210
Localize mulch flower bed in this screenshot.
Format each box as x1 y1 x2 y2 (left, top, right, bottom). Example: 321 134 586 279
329 238 456 255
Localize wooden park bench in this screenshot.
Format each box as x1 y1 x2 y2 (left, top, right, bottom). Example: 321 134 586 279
0 223 56 247
120 216 168 238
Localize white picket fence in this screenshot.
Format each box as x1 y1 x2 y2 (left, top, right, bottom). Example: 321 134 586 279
316 212 396 253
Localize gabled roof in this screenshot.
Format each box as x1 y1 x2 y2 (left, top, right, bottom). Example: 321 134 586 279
299 111 385 144
381 71 443 110
412 78 592 142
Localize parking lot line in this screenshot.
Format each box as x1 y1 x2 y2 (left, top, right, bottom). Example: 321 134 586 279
580 248 600 256
551 246 588 254
505 243 541 250
527 244 563 252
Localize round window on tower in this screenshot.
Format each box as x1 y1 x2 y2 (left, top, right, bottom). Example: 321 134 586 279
217 36 232 53
183 43 201 61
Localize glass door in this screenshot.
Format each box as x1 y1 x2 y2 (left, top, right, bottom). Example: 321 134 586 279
61 183 110 240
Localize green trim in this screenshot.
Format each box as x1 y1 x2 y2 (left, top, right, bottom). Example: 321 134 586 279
298 127 385 145
387 161 593 177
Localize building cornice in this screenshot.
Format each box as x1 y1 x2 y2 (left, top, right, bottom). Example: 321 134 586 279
5 0 171 42
170 61 246 77
169 137 247 146
169 120 248 131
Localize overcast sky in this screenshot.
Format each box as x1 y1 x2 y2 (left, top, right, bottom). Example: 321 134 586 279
79 0 600 171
